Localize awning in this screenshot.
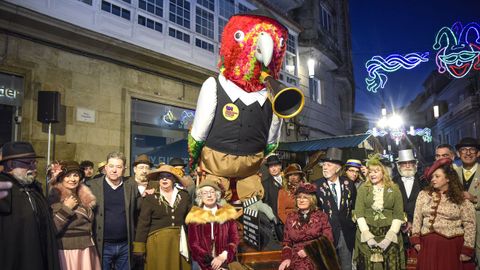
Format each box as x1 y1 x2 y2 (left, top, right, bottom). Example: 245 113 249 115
277 133 374 152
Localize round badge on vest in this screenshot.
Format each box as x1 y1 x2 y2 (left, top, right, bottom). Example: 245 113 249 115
222 103 239 121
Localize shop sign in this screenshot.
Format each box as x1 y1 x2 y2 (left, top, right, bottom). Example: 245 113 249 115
0 73 23 107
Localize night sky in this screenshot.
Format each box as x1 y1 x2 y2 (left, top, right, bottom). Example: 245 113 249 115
349 0 479 121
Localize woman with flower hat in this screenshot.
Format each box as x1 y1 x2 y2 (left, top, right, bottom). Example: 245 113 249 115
132 164 191 270
48 160 101 270
279 182 338 270
353 154 405 269
277 163 306 224
411 158 475 270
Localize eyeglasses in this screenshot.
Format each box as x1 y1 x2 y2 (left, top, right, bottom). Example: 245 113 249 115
459 147 478 154
201 190 216 196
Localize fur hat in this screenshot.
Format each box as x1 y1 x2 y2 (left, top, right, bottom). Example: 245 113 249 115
53 161 84 184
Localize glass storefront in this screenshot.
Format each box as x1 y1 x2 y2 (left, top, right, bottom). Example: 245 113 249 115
0 72 23 146
130 98 195 172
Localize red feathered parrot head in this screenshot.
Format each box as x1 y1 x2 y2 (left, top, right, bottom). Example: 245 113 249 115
219 13 288 93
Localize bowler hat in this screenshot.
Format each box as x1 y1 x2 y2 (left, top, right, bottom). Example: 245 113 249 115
321 148 343 165
133 154 153 167
396 149 417 163
146 164 182 183
169 157 186 167
0 141 44 162
455 137 479 151
265 155 281 166
284 163 305 177
54 161 84 184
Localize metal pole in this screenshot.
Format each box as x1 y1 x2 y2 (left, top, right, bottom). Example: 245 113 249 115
46 122 52 194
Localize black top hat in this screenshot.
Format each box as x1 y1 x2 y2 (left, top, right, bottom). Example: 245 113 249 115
455 137 479 150
265 155 281 166
321 148 343 165
0 141 44 163
169 157 186 167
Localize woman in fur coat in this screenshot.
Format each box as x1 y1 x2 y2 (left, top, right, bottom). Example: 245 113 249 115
186 180 240 270
48 161 101 270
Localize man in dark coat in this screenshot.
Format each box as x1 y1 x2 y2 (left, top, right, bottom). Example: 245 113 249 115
90 151 139 270
0 141 60 270
314 148 356 270
261 155 284 242
392 149 425 239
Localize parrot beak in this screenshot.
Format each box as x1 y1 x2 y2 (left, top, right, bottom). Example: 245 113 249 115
255 32 274 67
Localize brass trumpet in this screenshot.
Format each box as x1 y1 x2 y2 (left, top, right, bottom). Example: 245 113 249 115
261 72 305 119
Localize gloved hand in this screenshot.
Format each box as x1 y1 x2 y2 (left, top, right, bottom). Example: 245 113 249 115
367 238 377 248
377 238 392 251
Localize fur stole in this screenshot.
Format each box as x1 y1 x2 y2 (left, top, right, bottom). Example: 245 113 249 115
49 183 96 209
185 204 238 225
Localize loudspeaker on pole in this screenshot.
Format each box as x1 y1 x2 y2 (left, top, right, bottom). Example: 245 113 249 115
37 91 60 123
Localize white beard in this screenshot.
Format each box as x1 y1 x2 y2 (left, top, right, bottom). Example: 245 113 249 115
12 170 36 185
399 167 417 178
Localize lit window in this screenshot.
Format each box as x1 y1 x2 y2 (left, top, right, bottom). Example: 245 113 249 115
310 78 322 104
169 0 191 28
195 6 214 39
139 0 163 17
101 1 131 20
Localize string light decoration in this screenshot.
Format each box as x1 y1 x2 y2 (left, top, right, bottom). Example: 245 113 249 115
433 21 480 79
365 52 429 93
367 126 432 144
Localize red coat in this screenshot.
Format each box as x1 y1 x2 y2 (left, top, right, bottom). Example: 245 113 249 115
185 204 239 270
282 209 334 270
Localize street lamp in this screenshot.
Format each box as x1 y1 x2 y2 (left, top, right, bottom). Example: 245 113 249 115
307 58 315 78
433 105 440 119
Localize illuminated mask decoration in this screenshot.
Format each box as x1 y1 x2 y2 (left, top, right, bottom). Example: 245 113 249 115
433 22 480 79
365 52 429 93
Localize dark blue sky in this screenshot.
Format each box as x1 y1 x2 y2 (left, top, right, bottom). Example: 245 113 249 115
349 0 479 121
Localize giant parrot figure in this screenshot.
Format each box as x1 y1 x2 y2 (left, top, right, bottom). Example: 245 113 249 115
188 10 289 205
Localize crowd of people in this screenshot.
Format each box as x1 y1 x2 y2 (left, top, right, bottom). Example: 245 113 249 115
0 136 479 270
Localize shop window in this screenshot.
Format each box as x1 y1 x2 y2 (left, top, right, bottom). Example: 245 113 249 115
130 99 195 173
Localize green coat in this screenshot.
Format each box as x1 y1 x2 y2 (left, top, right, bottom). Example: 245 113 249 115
353 183 405 270
89 176 139 267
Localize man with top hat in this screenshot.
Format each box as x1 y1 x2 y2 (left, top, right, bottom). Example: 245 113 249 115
261 155 283 219
0 141 61 270
392 149 425 247
314 147 356 270
454 137 480 265
343 159 364 189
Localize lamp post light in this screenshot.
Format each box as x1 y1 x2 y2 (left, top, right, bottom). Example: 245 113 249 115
433 105 440 119
307 58 315 78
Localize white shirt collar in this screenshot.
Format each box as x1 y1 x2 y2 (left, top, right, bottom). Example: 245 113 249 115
105 176 123 190
218 74 268 106
273 175 283 186
401 176 415 181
